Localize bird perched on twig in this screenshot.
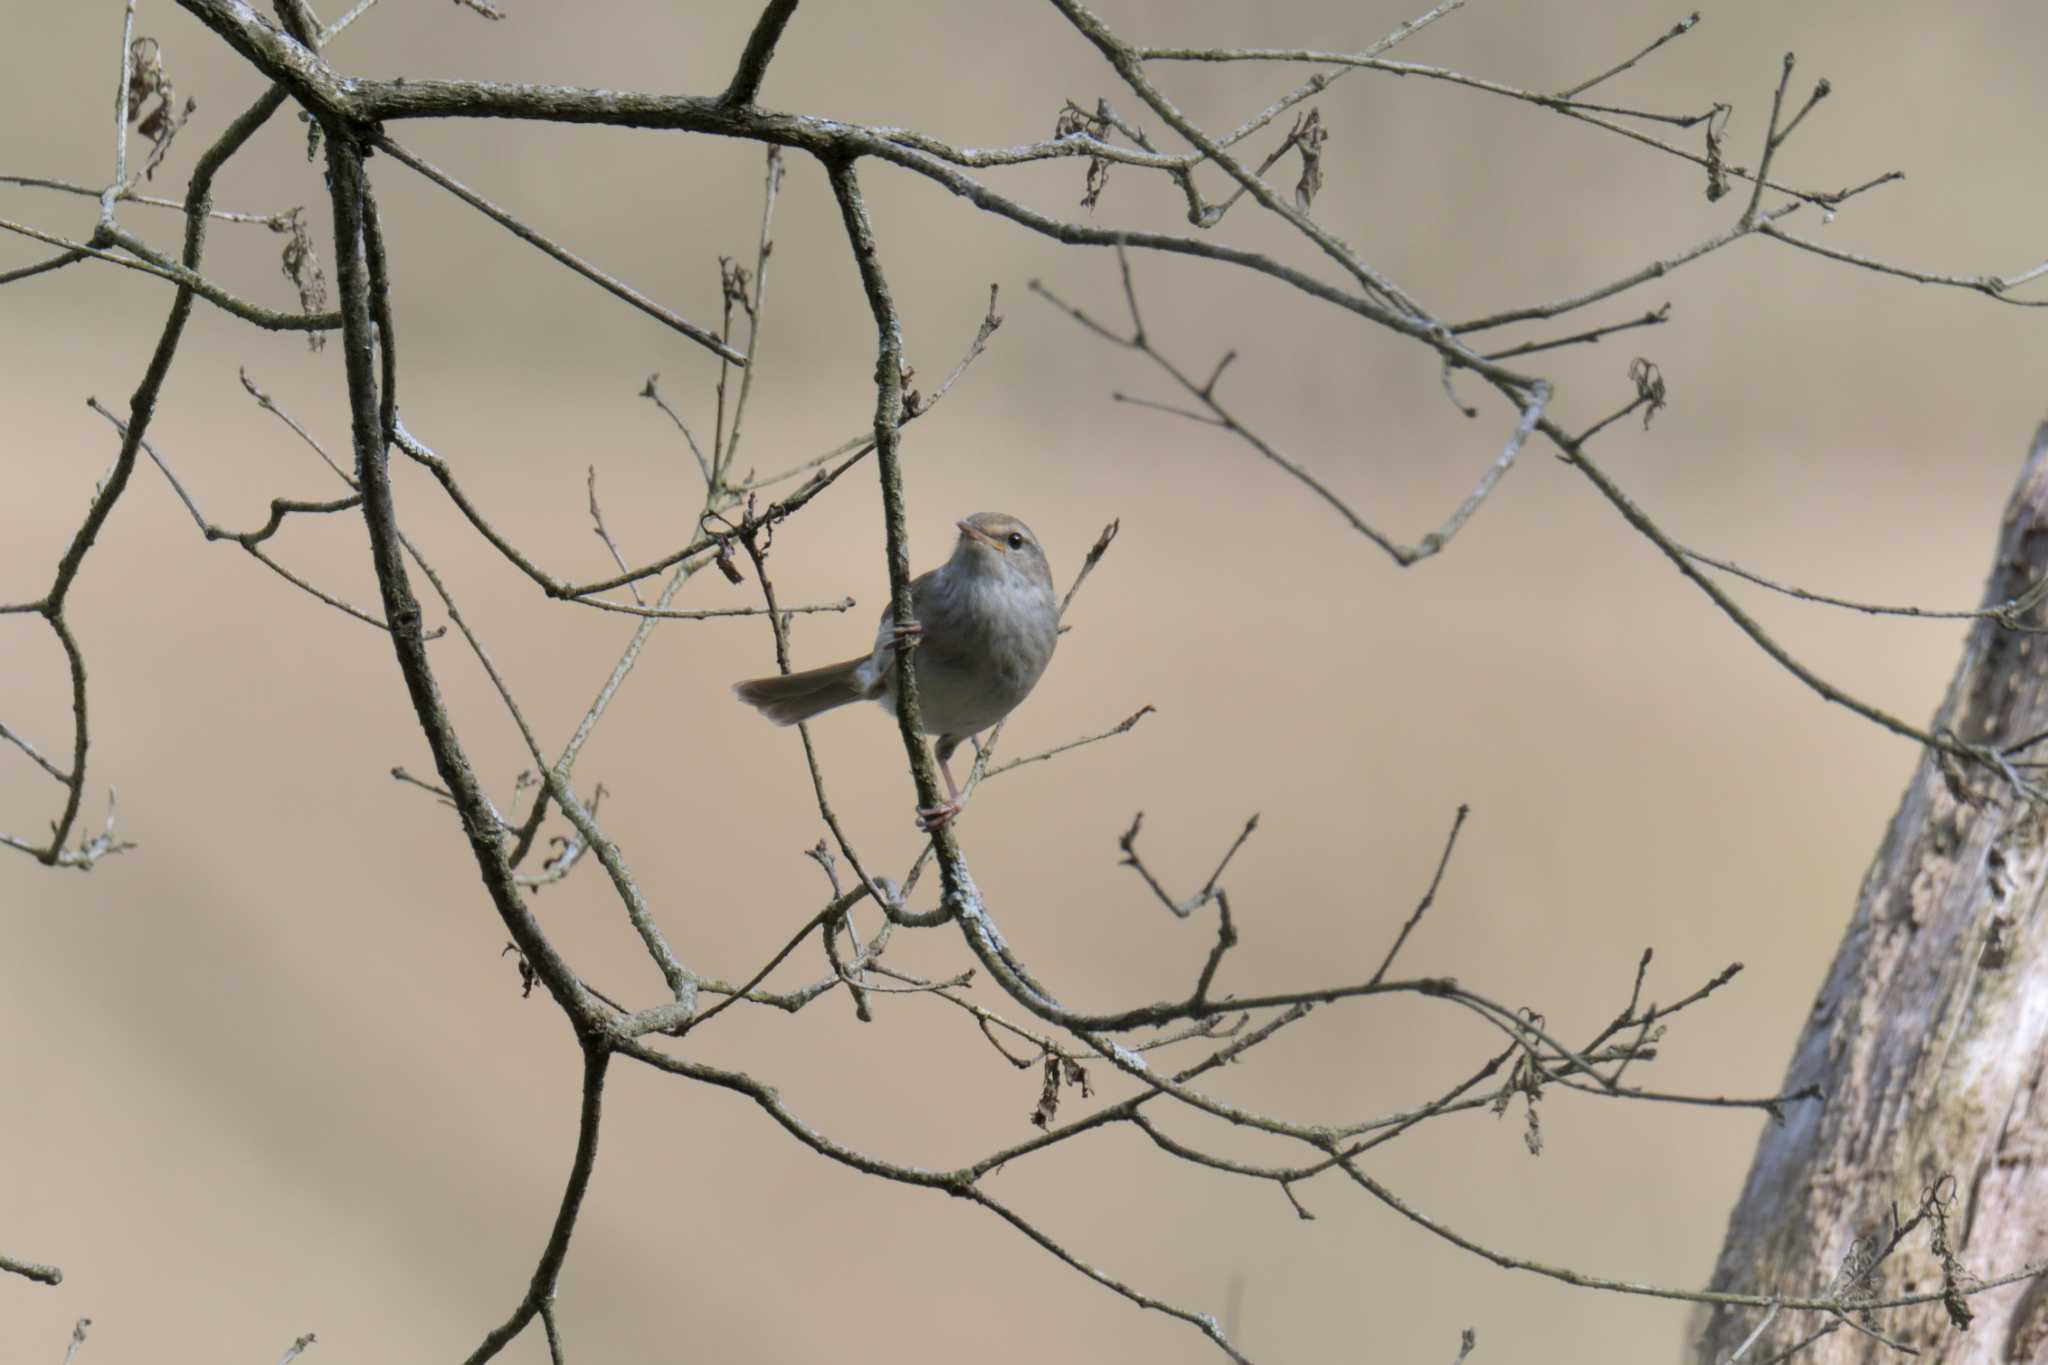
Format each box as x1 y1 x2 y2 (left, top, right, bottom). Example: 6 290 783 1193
733 513 1059 831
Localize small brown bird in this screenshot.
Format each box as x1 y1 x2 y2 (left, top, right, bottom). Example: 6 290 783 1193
733 513 1059 831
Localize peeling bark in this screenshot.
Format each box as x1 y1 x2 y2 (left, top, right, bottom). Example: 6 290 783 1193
1693 427 2048 1363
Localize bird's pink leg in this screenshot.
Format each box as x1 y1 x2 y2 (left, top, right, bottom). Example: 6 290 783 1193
915 741 969 833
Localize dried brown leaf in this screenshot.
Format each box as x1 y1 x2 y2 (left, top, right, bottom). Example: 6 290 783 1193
1293 108 1328 213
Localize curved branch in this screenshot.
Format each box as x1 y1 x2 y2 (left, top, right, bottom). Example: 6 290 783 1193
822 154 960 872
5 84 293 869
319 105 602 1029
463 1045 611 1365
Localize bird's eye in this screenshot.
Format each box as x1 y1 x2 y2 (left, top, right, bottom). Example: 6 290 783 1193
1007 532 1025 549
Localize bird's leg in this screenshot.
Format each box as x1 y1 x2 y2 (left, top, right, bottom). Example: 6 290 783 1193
888 622 960 831
916 733 971 833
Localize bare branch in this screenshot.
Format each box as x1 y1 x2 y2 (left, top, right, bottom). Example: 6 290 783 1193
318 0 383 45
1739 54 1798 230
1370 804 1470 985
0 214 340 330
19 7 2044 1358
984 705 1155 778
1685 546 2048 627
638 374 713 484
722 0 800 108
585 466 643 605
825 155 961 872
1480 303 1670 360
725 504 894 937
0 248 88 285
1455 202 1801 334
0 718 70 784
1036 261 1545 566
575 594 855 622
318 109 609 1033
1117 811 1257 919
1759 222 2048 306
3 83 295 869
377 137 747 364
400 282 998 605
1133 39 1846 213
462 1047 611 1365
1556 11 1701 98
1 173 293 224
86 397 409 635
1545 421 2002 778
0 1250 62 1286
103 1 137 227
715 147 786 484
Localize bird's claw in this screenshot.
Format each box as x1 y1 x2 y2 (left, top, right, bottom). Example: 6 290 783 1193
916 799 962 834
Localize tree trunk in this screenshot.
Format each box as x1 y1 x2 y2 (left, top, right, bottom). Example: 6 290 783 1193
1692 427 2048 1363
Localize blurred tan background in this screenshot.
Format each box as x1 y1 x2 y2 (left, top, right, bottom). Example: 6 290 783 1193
4 1 2046 1360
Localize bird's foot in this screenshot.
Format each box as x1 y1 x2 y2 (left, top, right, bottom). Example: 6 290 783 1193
915 798 962 834
887 620 924 651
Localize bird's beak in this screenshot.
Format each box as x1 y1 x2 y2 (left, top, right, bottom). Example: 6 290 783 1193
957 519 1003 550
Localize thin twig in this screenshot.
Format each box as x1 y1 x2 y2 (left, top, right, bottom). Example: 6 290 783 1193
984 705 1156 778
461 1047 612 1365
1036 257 1543 566
1740 54 1798 230
576 594 855 622
318 0 384 44
1370 804 1469 985
639 375 712 485
715 146 785 484
87 397 405 634
0 720 70 784
1686 546 2048 627
103 0 137 227
1481 304 1670 360
0 172 294 226
0 249 89 285
1759 224 2048 307
376 136 746 364
585 466 643 605
3 81 294 870
0 215 339 330
1556 12 1701 99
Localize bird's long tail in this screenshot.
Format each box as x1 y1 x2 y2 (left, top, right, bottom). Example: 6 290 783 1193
732 657 874 726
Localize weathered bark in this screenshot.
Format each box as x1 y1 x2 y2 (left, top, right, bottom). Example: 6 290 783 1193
1692 427 2048 1363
